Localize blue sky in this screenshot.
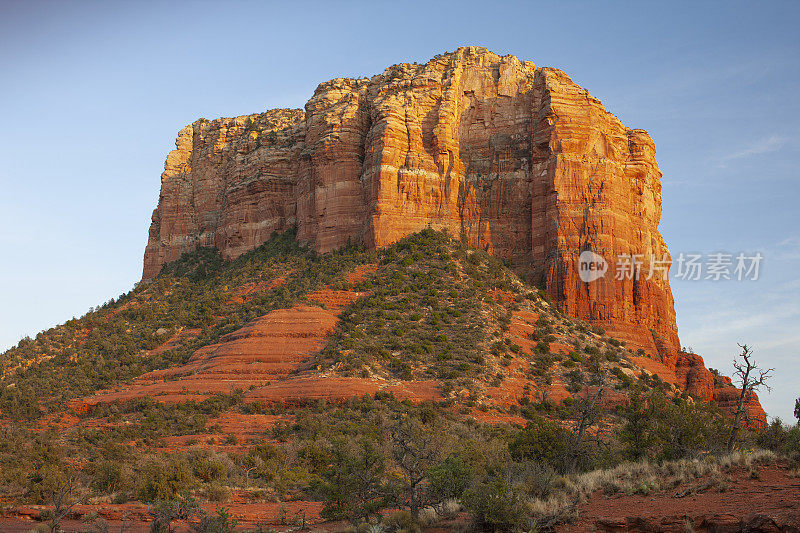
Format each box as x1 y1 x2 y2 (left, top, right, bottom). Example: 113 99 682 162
1 0 798 421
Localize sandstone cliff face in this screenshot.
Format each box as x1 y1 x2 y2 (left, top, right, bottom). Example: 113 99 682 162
144 48 676 351
143 109 305 279
142 47 757 417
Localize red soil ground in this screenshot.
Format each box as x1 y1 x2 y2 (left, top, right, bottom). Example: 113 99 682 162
561 463 800 532
226 276 288 305
345 264 378 284
1 500 325 532
81 304 341 405
72 266 441 423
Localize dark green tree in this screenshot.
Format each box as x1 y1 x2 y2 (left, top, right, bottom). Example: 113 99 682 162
427 454 473 501
618 387 658 460
509 416 572 472
317 437 389 522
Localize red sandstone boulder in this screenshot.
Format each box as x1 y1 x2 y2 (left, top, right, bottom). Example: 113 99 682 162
675 351 716 400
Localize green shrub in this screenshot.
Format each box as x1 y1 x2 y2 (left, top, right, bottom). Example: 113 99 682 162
509 417 571 471
618 390 730 461
188 449 227 483
383 510 420 533
205 484 231 502
427 454 473 500
136 455 195 502
91 460 126 493
193 507 238 533
462 469 528 532
317 230 490 381
756 418 800 457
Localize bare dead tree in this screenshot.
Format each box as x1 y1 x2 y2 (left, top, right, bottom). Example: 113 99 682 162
726 344 773 453
47 474 84 533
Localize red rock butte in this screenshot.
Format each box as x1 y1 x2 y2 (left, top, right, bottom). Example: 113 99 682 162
142 47 760 421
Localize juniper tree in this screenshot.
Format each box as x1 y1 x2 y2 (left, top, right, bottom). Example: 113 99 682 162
794 397 800 426
317 436 389 522
388 416 449 517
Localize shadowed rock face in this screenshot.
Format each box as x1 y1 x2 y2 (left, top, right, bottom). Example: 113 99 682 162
142 46 677 378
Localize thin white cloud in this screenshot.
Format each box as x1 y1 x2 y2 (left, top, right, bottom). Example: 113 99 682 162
682 310 792 346
772 237 800 261
756 334 800 351
718 135 788 166
676 278 800 347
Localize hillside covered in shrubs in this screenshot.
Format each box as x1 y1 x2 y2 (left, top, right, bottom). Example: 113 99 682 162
1 229 798 532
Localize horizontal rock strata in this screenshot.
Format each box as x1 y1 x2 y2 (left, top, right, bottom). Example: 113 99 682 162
141 46 763 423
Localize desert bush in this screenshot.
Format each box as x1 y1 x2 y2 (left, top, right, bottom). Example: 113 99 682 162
190 507 237 533
462 468 529 532
755 418 800 457
383 510 420 533
427 454 473 501
756 418 789 451
188 449 227 484
509 416 572 472
136 455 195 502
205 483 230 502
90 460 128 494
618 390 730 461
417 506 438 527
148 496 201 533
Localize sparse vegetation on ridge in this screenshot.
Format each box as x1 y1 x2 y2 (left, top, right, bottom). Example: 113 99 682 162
0 229 793 532
319 230 508 386
0 228 374 419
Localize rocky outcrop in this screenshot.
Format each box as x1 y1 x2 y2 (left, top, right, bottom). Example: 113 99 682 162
714 382 768 429
142 109 305 279
675 352 717 400
143 47 677 357
84 303 344 404
537 71 678 364
82 275 441 407
141 47 761 420
674 351 767 428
